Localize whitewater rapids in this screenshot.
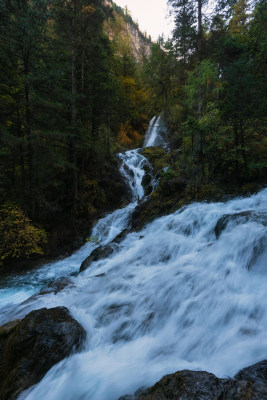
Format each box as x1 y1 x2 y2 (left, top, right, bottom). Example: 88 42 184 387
0 120 266 399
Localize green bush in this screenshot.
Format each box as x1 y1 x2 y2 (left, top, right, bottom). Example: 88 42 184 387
0 204 47 266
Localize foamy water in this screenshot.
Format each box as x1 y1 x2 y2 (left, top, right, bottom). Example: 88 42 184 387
0 119 266 400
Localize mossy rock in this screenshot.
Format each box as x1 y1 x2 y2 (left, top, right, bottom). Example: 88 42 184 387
142 173 152 188
80 229 129 273
142 147 171 176
118 359 267 399
0 307 86 400
80 244 117 272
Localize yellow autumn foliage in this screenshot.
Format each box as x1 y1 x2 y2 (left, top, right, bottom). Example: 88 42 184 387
0 204 47 265
82 5 96 15
117 123 143 146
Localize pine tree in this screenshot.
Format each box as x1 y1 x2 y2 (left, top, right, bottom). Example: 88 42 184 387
0 0 52 219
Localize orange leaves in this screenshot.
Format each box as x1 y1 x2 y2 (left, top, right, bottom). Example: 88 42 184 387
117 123 143 146
82 5 96 15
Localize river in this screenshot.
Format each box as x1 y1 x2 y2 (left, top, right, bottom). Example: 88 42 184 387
0 118 266 400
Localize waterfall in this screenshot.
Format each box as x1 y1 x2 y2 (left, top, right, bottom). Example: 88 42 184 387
0 138 267 400
0 148 150 315
143 115 167 147
118 150 147 202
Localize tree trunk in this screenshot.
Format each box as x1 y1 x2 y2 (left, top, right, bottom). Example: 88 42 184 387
81 13 85 94
16 102 26 197
25 82 35 220
107 114 111 154
240 119 248 175
197 0 205 179
71 0 78 200
163 87 175 169
234 120 240 183
197 0 203 120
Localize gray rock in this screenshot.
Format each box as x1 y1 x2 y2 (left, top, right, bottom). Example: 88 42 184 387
128 370 252 400
0 307 86 400
142 173 152 188
79 229 129 273
41 277 73 294
21 277 74 305
235 359 267 399
118 360 267 400
79 243 117 272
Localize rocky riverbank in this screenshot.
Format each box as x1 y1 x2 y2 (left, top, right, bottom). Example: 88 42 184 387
131 146 263 232
0 156 131 276
0 303 266 400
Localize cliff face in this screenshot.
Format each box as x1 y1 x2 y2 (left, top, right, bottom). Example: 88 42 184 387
105 0 151 60
124 22 151 59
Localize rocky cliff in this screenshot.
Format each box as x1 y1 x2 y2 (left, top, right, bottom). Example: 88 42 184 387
105 0 152 60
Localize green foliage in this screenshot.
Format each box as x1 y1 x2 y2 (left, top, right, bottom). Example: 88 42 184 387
85 236 99 244
142 147 172 175
161 168 176 180
0 204 47 265
168 0 196 62
142 42 178 117
110 1 151 43
143 0 267 187
0 0 266 267
0 0 151 266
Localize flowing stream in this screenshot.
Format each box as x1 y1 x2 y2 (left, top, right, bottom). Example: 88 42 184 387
143 115 167 148
0 149 150 319
0 119 267 400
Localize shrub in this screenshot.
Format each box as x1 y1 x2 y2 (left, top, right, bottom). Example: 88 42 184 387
0 203 47 266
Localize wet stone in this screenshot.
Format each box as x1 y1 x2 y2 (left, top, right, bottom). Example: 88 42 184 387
142 173 152 188
39 277 73 295
235 359 267 399
22 277 74 305
95 273 106 277
0 307 86 400
79 229 129 273
79 243 117 272
118 360 267 400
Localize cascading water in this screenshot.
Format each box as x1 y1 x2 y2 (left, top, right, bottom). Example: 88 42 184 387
0 149 149 320
143 115 167 148
118 150 147 201
0 120 267 400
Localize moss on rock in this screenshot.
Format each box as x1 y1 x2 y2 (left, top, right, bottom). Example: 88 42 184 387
0 307 86 400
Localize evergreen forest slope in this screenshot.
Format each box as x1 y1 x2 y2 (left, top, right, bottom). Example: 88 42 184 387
0 0 152 271
0 0 266 271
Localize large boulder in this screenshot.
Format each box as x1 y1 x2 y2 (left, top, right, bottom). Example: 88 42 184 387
0 307 86 400
142 173 152 188
235 359 267 399
131 198 150 231
118 370 252 400
119 360 267 400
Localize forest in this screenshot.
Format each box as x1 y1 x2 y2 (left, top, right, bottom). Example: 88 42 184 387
0 0 266 268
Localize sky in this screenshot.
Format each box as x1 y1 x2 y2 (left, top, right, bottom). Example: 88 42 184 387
113 0 174 41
